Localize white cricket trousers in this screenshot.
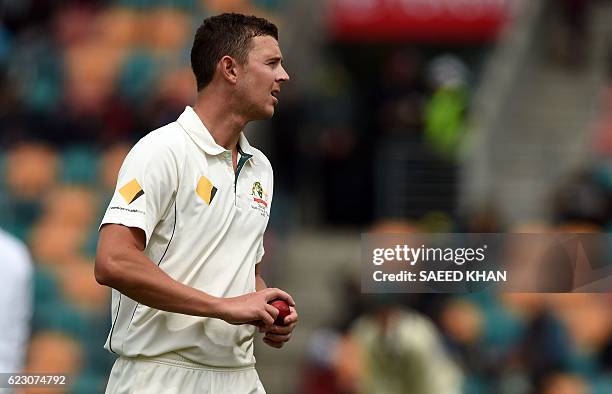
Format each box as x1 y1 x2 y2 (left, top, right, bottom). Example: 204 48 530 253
105 354 266 394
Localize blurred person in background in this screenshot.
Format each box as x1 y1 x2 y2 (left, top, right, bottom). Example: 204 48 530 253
94 13 297 394
19 331 83 394
540 373 590 394
305 221 462 394
424 54 469 162
336 298 463 394
0 227 32 377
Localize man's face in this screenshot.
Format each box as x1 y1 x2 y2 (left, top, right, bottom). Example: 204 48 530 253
236 35 290 120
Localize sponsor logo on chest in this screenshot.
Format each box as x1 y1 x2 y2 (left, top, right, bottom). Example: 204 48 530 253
250 181 269 217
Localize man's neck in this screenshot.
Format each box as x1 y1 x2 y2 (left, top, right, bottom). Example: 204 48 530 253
193 92 246 152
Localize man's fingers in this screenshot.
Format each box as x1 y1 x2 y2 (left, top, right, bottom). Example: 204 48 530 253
264 332 291 342
266 323 296 335
263 337 283 348
258 304 279 329
264 340 282 348
264 303 279 320
259 307 275 327
283 307 298 325
264 288 295 306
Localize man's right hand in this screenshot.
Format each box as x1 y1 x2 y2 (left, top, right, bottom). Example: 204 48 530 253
217 288 295 329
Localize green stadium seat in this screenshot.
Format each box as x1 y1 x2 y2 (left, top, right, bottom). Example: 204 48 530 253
61 146 100 185
117 52 160 105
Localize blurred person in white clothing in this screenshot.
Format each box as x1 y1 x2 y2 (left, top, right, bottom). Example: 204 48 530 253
0 228 33 374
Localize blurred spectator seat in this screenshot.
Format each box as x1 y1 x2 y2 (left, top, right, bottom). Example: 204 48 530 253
3 143 58 239
44 185 98 229
100 143 130 192
64 41 124 115
60 146 99 185
204 0 257 13
7 37 63 112
6 143 59 200
97 7 140 49
53 4 98 48
22 331 84 394
156 65 196 106
541 373 590 394
30 218 86 266
117 51 161 105
117 0 198 10
144 8 190 53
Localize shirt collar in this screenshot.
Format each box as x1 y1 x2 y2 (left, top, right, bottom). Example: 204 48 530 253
177 106 256 165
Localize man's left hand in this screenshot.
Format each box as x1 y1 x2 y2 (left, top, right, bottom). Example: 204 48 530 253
260 306 298 348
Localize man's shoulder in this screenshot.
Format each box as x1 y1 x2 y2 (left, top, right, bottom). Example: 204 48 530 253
130 121 187 160
250 147 273 174
139 121 186 149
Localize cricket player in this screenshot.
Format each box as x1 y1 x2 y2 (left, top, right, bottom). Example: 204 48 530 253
95 13 298 393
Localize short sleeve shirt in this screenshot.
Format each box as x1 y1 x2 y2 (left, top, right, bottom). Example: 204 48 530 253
100 106 273 367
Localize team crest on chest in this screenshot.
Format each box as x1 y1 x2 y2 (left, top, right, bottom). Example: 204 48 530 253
250 181 269 216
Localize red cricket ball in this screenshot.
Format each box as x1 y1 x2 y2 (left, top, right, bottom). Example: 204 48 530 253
270 299 290 326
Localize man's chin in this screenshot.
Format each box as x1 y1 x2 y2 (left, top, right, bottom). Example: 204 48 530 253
247 104 275 121
257 108 275 120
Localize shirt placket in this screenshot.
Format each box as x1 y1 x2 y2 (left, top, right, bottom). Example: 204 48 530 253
232 148 253 208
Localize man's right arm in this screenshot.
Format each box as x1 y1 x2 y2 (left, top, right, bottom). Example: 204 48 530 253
94 223 292 328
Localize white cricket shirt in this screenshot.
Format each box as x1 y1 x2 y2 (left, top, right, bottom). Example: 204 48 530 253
100 106 273 367
0 228 32 373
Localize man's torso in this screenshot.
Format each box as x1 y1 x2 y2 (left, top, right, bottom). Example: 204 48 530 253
101 107 273 367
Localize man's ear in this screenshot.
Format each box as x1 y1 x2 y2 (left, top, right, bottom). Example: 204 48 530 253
219 55 238 84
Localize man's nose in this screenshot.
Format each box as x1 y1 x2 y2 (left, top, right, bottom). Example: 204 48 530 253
278 66 290 82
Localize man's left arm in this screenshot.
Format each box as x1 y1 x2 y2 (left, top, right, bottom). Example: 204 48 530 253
255 263 298 348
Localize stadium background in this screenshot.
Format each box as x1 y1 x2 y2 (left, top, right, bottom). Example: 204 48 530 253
1 0 611 393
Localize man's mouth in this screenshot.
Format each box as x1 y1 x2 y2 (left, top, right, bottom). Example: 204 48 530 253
271 90 279 103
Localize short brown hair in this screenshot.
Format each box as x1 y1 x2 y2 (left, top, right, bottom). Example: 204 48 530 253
190 13 279 91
